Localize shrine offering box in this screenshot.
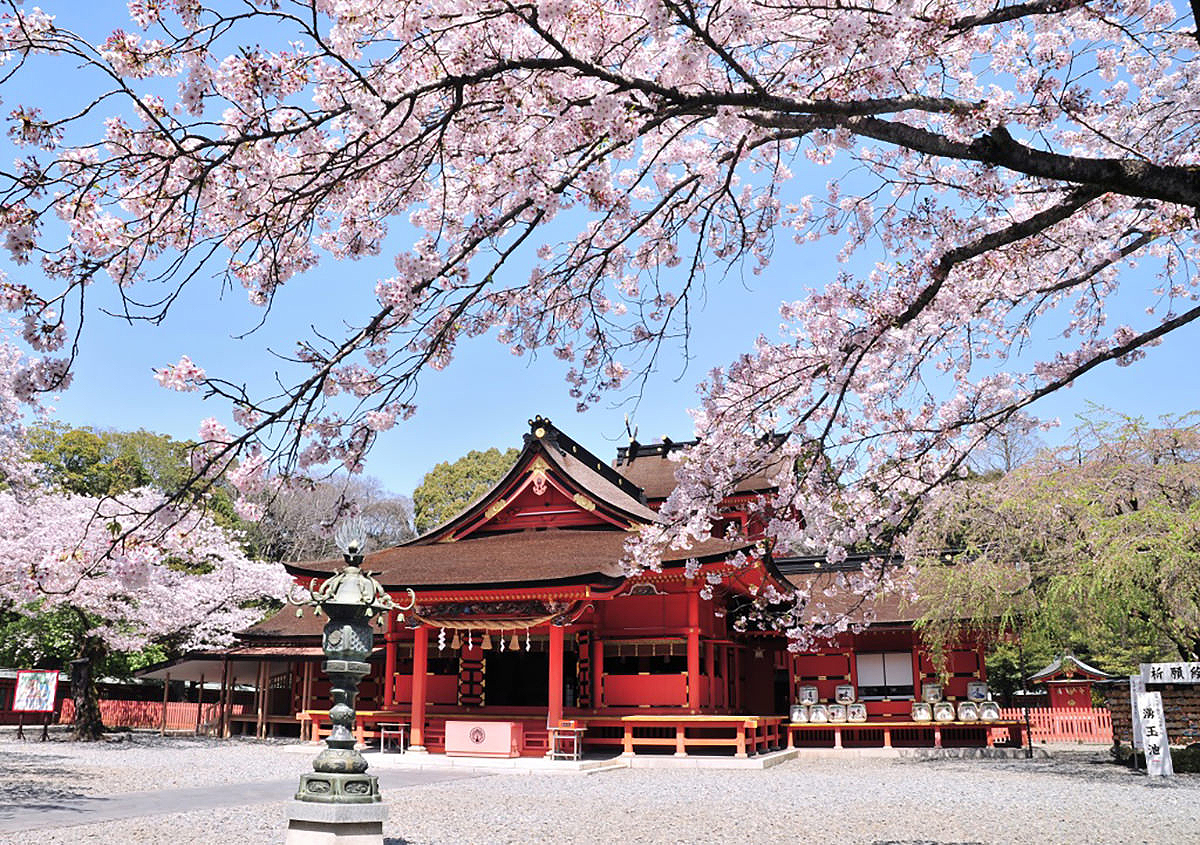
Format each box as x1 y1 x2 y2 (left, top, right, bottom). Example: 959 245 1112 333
808 704 829 723
847 703 868 723
911 702 933 722
827 704 847 723
445 720 523 758
979 701 1001 722
797 686 819 705
933 702 956 722
834 684 856 704
789 704 809 723
956 701 979 722
922 683 944 703
966 681 989 702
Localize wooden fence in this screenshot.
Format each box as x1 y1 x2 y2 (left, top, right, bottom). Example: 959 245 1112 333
58 699 247 733
997 706 1112 744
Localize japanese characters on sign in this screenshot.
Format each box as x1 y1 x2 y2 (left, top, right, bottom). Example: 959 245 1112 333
13 670 58 712
1135 691 1174 777
1140 662 1200 684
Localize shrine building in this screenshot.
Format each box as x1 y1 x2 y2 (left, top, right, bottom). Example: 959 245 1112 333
148 416 1015 756
1028 653 1113 709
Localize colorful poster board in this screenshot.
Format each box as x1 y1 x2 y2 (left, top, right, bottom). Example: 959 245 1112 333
13 670 58 712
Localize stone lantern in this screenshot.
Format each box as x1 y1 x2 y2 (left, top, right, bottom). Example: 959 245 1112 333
285 519 415 844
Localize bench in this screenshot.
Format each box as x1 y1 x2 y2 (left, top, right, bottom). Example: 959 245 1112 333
582 715 785 758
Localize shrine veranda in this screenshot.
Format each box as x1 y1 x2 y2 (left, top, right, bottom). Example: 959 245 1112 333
145 417 1013 755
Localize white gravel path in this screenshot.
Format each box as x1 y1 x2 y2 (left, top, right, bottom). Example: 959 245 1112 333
2 735 1197 845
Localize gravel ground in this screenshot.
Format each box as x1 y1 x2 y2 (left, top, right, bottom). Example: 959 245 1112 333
2 735 1198 845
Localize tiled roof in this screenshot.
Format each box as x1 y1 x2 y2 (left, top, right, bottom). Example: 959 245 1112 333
613 437 790 500
784 570 922 625
1030 653 1114 682
291 528 752 590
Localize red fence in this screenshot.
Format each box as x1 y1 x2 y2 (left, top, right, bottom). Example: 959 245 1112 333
998 707 1112 744
58 699 247 733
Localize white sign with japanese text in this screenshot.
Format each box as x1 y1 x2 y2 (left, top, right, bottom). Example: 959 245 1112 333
1140 662 1200 684
1136 691 1173 777
1129 675 1146 750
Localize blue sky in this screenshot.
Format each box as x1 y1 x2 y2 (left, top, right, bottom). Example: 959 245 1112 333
7 2 1200 498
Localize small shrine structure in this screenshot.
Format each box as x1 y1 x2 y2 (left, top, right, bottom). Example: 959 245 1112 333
1029 653 1112 709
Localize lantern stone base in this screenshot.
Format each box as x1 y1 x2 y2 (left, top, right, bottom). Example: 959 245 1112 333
296 771 380 802
284 800 387 845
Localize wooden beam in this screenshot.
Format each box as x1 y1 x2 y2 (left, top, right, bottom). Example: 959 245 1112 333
160 673 170 736
255 661 267 739
194 673 205 735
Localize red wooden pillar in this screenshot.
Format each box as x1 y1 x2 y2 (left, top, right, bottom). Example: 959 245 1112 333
410 624 429 751
548 624 565 728
591 604 605 708
687 588 700 713
704 639 716 711
383 610 398 709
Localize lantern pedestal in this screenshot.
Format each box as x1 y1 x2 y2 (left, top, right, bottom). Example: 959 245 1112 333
284 800 387 845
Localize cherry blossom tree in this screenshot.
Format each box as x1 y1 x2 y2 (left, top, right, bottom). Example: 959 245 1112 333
0 486 292 739
0 328 60 492
1 0 1198 645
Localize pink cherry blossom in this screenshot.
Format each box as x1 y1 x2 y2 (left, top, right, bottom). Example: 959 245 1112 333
0 0 1196 641
0 487 292 651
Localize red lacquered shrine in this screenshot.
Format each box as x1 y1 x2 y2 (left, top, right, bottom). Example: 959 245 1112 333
1029 653 1112 709
175 416 1013 755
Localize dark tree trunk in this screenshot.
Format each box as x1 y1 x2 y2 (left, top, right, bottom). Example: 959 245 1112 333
69 637 107 741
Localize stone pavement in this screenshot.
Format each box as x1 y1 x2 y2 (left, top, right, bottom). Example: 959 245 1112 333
0 768 480 835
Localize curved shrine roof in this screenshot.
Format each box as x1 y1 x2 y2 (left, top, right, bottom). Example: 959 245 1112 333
286 416 764 592
1030 653 1114 682
291 528 752 591
613 437 790 501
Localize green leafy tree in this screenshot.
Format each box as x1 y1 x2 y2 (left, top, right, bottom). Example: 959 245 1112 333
26 424 192 497
909 412 1200 680
412 447 519 534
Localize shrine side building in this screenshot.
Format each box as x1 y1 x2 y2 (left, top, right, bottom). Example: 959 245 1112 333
156 416 1003 754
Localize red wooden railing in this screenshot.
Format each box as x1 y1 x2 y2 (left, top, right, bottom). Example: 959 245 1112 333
996 707 1112 744
58 699 247 732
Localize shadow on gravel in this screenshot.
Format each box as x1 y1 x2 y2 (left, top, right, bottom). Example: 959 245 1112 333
913 750 1195 786
0 752 103 813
